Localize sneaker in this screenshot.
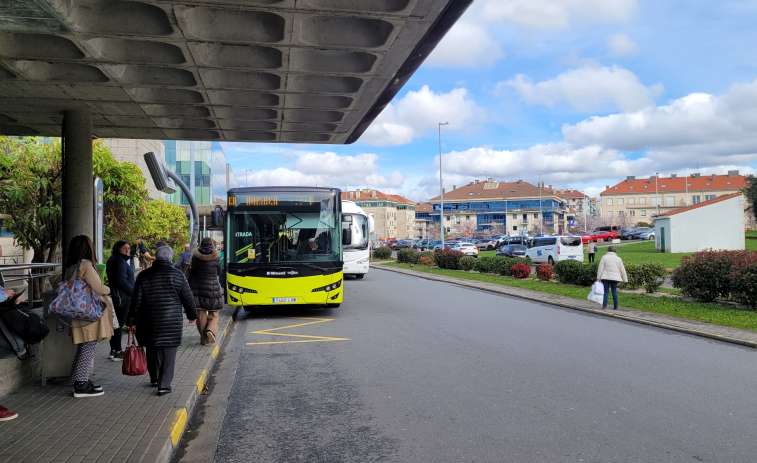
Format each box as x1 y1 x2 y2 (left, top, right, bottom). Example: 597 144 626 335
0 405 18 421
89 381 103 393
74 381 104 398
110 352 124 362
157 388 172 396
108 350 115 359
206 330 216 344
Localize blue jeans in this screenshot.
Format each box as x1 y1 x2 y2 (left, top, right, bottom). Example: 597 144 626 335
602 280 619 308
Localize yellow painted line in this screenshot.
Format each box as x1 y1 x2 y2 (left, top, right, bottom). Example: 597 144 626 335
211 345 219 359
247 317 350 346
196 369 207 393
170 408 188 446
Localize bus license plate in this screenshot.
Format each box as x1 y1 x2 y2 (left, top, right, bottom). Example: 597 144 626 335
273 297 297 303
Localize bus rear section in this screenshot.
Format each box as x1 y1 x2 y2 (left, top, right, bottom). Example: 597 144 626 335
225 187 345 308
341 200 374 278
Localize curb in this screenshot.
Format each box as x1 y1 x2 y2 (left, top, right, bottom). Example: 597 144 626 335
376 265 757 350
142 314 235 463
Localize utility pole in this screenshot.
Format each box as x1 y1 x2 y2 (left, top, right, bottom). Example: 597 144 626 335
655 172 660 215
584 194 587 232
685 174 689 206
439 122 449 249
538 173 542 235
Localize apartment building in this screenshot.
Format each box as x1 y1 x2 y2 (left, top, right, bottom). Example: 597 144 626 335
427 178 585 235
557 188 599 217
600 171 748 224
414 202 434 239
342 189 416 239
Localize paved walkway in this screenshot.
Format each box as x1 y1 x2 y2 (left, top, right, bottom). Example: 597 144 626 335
0 308 235 463
376 265 757 349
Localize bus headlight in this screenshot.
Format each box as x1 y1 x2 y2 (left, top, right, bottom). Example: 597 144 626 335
312 279 342 292
229 284 257 294
357 257 369 264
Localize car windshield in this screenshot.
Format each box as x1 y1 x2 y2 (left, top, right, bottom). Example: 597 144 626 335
511 245 527 251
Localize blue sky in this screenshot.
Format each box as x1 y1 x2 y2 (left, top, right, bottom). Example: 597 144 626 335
221 0 757 201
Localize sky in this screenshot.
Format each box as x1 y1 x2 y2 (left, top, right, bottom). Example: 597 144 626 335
220 0 757 202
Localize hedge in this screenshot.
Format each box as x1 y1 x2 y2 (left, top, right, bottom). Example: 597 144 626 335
459 256 477 271
672 249 757 302
397 248 420 264
553 260 599 286
372 246 392 260
435 249 465 269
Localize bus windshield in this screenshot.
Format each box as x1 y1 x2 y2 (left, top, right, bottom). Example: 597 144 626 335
343 214 369 251
228 190 340 266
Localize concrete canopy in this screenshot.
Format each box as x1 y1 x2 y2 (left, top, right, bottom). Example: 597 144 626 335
0 0 472 144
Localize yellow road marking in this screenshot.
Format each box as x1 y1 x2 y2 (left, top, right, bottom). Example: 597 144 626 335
196 369 207 393
170 408 188 446
211 345 219 359
247 317 350 345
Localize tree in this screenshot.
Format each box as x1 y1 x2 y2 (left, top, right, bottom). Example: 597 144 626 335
457 218 477 237
136 200 189 256
489 222 505 236
427 223 442 240
743 174 757 225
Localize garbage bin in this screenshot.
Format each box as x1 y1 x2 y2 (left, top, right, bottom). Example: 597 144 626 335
41 290 77 386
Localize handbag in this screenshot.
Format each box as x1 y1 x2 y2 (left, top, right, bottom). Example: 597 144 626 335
0 292 49 345
122 327 147 376
50 260 105 322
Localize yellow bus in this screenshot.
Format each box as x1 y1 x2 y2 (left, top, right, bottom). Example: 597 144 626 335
224 187 346 310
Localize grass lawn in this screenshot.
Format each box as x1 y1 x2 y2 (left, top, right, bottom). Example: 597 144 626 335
746 230 757 238
385 262 757 332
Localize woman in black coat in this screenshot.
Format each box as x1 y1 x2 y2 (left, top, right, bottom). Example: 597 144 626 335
126 246 197 396
105 240 134 361
188 237 223 345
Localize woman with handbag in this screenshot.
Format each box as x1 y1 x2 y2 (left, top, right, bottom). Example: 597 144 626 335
188 237 223 345
105 240 134 362
127 246 197 396
63 235 115 398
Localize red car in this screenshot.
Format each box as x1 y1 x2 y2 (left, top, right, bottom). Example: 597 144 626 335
575 232 593 244
590 231 616 242
385 239 398 248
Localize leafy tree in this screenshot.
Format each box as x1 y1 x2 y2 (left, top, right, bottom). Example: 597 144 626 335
137 199 189 256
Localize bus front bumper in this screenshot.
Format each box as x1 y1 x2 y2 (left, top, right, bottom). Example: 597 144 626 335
343 261 369 275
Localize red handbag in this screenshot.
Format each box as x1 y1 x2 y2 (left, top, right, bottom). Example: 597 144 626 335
122 327 147 376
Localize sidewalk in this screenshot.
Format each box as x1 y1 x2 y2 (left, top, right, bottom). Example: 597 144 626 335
0 307 235 463
376 265 757 349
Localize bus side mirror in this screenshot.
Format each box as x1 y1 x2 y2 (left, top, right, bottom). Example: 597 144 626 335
211 207 224 227
343 229 352 245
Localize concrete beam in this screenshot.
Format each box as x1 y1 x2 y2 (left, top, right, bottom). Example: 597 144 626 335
61 110 93 263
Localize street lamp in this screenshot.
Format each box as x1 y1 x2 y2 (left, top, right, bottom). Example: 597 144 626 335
655 172 660 214
439 122 449 248
538 173 542 235
244 169 252 187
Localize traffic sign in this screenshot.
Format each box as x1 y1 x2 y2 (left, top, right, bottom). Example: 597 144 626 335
463 231 470 237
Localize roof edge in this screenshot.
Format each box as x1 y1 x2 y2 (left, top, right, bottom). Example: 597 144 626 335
652 193 743 218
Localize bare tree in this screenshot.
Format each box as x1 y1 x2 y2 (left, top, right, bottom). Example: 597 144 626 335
427 222 442 240
457 218 477 237
489 222 505 236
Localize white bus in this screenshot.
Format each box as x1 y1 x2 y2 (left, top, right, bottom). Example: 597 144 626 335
342 200 374 278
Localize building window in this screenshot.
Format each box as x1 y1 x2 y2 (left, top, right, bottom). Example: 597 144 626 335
618 198 624 205
640 210 646 216
533 213 539 218
446 227 450 233
628 198 635 205
630 210 635 217
606 198 613 206
607 211 613 218
513 226 517 231
513 214 517 219
644 185 648 189
466 215 470 219
666 196 675 206
651 197 661 206
692 195 701 204
445 216 450 221
619 211 625 217
705 195 716 201
639 197 646 204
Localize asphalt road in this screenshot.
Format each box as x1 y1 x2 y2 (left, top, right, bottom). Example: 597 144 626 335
190 269 757 463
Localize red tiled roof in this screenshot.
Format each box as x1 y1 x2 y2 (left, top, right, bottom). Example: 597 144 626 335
653 193 743 218
602 174 747 195
428 181 564 202
341 190 413 204
415 202 433 212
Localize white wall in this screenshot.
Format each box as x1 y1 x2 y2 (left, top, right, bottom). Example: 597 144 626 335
656 196 745 253
102 139 166 200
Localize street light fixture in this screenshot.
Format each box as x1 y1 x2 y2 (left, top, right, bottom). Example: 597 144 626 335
244 169 252 187
439 122 449 248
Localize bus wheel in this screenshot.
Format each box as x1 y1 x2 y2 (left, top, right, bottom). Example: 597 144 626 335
327 303 341 308
356 274 365 279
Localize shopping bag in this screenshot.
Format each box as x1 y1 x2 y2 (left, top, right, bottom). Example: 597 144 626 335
592 281 605 295
122 327 147 376
587 281 605 305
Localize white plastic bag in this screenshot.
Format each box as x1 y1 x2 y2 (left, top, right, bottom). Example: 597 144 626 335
587 281 604 305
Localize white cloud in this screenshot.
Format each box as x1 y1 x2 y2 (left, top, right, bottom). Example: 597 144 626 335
360 85 482 146
424 18 503 68
478 0 638 30
607 33 638 56
500 65 664 112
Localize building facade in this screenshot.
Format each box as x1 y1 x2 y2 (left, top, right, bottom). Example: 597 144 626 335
600 171 748 226
163 140 239 206
342 190 416 239
427 179 584 236
414 202 433 239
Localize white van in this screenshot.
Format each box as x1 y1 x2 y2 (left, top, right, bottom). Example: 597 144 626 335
525 236 584 265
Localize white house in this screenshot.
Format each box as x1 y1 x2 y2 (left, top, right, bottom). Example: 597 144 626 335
652 193 745 253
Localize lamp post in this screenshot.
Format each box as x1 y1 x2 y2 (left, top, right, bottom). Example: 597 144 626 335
655 172 660 214
244 169 252 187
439 122 449 248
685 174 689 206
538 173 542 235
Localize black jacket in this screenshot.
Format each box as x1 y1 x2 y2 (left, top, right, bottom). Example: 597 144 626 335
126 260 197 347
106 253 134 307
189 246 223 311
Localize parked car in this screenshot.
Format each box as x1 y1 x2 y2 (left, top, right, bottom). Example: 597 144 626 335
496 244 528 258
638 229 656 240
385 239 398 248
420 240 441 251
451 243 479 257
593 226 622 235
525 236 584 265
625 227 651 240
590 231 616 242
392 239 416 250
475 239 496 251
575 231 593 244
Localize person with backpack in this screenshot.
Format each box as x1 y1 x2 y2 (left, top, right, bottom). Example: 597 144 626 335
189 238 223 345
586 241 598 263
63 235 115 398
126 246 197 396
174 243 191 270
106 240 135 362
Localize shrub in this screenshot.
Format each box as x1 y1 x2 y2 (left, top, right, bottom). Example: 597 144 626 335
621 263 642 290
473 256 500 274
578 262 600 286
511 263 531 279
637 261 667 293
730 262 757 308
435 249 465 270
459 256 477 271
372 246 392 260
397 249 420 264
536 263 553 281
553 260 584 285
419 256 434 266
419 251 435 263
671 250 757 302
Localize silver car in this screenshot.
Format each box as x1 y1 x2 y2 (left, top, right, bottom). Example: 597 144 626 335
638 229 656 240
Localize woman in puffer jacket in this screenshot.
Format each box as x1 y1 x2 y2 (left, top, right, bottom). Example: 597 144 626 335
596 246 628 310
188 237 223 345
126 246 197 396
